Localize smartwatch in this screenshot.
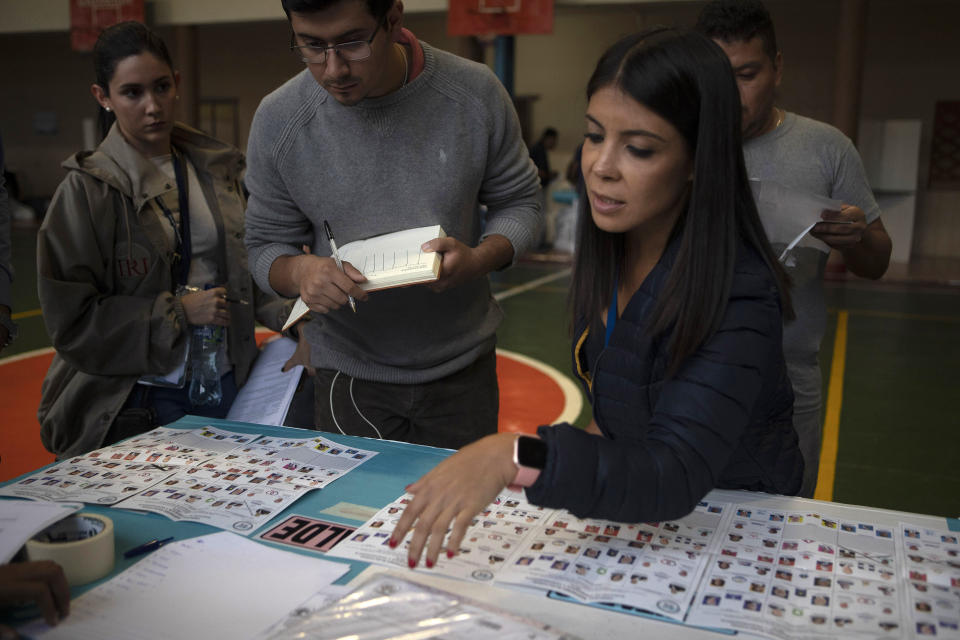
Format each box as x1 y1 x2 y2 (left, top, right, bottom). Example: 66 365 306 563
0 310 17 348
512 435 548 488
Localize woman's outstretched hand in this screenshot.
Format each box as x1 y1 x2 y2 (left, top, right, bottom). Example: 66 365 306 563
390 432 519 568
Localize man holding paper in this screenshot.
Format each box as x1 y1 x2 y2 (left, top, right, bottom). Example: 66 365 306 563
244 0 541 448
698 0 892 497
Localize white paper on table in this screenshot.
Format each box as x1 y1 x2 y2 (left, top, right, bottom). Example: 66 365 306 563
221 434 378 489
327 491 728 623
260 573 577 640
0 501 82 563
114 467 312 533
21 531 350 640
226 337 303 426
0 461 175 506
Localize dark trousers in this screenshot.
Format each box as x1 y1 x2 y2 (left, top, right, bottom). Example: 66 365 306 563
313 350 498 449
105 371 238 446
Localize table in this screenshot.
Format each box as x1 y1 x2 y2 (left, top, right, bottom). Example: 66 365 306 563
2 415 956 638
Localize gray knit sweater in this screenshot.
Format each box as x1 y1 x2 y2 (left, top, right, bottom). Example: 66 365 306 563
245 41 541 384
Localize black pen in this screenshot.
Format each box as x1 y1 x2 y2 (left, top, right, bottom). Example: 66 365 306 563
124 536 175 558
323 220 357 313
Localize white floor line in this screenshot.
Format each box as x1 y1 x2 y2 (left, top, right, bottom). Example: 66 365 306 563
493 268 572 302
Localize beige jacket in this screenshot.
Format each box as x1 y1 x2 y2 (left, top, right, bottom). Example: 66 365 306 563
38 123 290 458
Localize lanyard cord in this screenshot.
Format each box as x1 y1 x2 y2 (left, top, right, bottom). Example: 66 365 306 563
156 148 192 287
604 278 618 347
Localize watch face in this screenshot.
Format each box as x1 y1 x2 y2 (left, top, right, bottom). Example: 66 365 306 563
517 436 548 470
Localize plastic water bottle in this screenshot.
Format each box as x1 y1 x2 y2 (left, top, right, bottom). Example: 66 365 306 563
188 324 225 406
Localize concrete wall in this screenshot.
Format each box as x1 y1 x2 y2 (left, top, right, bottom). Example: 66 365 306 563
1 0 958 259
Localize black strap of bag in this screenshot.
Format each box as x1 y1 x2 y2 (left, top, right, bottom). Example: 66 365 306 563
157 148 192 286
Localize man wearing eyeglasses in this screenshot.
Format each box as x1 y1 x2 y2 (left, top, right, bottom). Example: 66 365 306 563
244 0 541 448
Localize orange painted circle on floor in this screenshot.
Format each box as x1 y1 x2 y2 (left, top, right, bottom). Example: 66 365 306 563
496 352 568 435
1 338 580 481
0 349 56 480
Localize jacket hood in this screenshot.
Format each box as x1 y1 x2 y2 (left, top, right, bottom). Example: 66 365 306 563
61 122 245 212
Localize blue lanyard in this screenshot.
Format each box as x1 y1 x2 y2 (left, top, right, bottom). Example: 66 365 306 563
604 279 618 347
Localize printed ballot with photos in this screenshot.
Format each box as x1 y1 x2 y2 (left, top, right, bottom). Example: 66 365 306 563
3 419 959 640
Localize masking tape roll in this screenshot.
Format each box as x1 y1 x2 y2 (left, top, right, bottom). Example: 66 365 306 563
25 513 115 586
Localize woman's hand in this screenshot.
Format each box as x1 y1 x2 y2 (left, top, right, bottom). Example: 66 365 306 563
390 432 519 568
181 286 230 326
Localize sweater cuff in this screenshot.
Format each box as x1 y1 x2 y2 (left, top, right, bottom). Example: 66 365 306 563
252 244 303 297
482 218 537 267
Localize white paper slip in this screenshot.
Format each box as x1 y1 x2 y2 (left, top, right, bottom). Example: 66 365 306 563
21 531 350 640
0 500 83 563
226 336 303 426
750 179 843 259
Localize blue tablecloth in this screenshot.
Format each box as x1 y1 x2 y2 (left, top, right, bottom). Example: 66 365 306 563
1 415 453 626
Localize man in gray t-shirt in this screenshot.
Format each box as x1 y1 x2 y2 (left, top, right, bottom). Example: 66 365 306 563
698 0 892 497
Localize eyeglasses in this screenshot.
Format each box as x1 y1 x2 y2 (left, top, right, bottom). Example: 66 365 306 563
289 21 382 65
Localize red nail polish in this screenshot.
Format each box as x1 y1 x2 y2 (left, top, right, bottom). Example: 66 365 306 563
426 559 434 568
446 549 455 559
388 537 397 548
408 558 416 569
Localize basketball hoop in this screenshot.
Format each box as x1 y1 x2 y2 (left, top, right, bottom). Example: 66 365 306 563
477 0 522 14
448 0 554 36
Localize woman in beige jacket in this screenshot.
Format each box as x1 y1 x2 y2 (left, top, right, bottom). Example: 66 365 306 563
37 22 295 458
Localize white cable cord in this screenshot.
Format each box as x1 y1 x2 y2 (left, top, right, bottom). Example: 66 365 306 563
349 376 383 439
328 371 346 435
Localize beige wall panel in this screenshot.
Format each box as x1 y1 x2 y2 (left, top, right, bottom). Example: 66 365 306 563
861 0 960 259
913 190 960 259
2 0 958 260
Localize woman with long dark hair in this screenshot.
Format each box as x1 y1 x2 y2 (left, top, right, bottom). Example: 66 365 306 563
392 28 803 568
37 21 296 458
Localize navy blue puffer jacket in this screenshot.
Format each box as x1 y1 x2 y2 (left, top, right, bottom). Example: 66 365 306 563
526 240 803 522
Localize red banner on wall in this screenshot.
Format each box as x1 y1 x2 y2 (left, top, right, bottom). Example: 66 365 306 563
448 0 554 36
70 0 145 52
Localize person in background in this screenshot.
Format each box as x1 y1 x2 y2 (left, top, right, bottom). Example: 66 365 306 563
529 127 559 189
696 0 892 497
392 28 803 568
37 21 297 459
0 133 17 355
529 127 559 249
243 0 541 448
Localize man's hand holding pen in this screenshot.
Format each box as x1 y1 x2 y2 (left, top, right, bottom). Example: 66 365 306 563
293 254 368 315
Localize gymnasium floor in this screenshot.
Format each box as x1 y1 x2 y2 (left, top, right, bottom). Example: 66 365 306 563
2 223 958 519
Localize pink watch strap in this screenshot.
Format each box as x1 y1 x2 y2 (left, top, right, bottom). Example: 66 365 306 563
511 464 542 488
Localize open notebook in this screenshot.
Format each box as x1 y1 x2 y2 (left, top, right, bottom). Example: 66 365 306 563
282 225 445 330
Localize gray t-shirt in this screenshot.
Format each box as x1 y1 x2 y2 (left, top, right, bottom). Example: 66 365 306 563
744 112 880 412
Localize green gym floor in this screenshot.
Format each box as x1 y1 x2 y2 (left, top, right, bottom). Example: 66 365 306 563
3 223 958 519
